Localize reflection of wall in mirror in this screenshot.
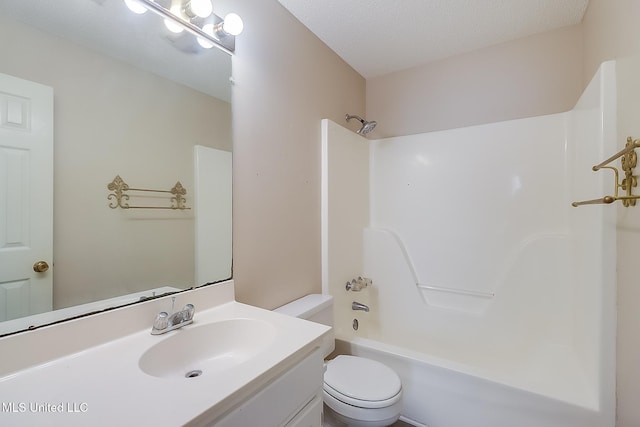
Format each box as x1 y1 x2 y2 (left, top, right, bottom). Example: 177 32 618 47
0 14 232 309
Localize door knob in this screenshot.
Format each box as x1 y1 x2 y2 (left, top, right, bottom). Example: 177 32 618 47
33 261 49 273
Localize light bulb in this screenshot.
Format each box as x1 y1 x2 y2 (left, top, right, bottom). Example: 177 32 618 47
124 0 148 14
197 24 215 49
222 13 244 36
164 5 185 33
187 0 212 18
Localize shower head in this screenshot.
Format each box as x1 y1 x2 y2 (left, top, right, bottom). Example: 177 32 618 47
345 114 377 135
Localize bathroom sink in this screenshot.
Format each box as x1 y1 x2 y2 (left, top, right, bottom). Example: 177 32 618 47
139 318 277 379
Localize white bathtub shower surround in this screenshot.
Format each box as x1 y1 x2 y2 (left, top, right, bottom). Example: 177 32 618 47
370 114 568 315
361 228 586 403
321 61 616 427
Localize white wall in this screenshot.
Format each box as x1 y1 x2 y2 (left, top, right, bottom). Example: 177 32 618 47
566 61 617 426
320 119 370 334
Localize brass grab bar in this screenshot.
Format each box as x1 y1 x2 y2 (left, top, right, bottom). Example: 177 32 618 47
592 138 640 171
572 137 639 207
571 196 615 207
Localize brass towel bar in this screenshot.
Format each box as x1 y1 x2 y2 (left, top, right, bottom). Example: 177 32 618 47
107 175 190 210
572 137 640 207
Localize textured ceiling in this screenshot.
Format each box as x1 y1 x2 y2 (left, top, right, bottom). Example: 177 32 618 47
278 0 590 78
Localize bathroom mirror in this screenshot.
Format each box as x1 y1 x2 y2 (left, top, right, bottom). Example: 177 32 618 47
0 0 233 336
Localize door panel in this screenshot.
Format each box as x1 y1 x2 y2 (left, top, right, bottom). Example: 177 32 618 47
0 73 53 321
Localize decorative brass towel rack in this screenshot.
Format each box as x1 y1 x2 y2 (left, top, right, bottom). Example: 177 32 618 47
107 175 190 210
572 137 640 207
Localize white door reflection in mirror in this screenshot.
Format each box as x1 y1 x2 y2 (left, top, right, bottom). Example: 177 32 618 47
0 73 53 320
194 145 232 284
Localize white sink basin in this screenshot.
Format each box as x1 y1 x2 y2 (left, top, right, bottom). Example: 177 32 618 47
139 318 277 379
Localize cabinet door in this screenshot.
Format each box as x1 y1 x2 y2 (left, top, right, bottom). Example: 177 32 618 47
210 349 323 427
285 393 322 427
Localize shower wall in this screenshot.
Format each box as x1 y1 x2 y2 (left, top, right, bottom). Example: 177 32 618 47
322 61 616 425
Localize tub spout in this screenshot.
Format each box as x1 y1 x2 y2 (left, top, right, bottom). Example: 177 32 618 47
352 301 369 312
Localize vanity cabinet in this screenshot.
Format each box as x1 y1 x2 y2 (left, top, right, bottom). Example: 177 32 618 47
204 348 324 427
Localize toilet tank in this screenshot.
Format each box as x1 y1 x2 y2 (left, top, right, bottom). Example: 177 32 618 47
274 294 335 357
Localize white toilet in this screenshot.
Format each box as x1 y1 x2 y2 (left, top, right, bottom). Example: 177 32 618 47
275 294 402 427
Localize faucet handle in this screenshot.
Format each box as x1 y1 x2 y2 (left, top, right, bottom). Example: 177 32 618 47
359 277 372 287
183 304 195 321
153 311 169 331
346 276 371 291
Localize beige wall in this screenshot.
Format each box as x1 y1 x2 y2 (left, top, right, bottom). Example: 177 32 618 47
0 15 231 308
582 0 640 86
366 25 584 137
230 0 366 308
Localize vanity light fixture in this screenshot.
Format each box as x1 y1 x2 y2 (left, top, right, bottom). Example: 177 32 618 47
183 0 213 18
123 0 243 54
196 12 244 48
124 0 148 14
164 2 186 34
216 12 244 37
197 23 216 48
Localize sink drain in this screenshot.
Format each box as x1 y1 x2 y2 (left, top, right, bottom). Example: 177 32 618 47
185 369 203 378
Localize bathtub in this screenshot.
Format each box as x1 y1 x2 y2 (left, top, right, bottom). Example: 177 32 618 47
334 334 606 427
322 62 617 427
330 231 610 427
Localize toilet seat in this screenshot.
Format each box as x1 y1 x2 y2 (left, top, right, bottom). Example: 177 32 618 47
323 355 402 409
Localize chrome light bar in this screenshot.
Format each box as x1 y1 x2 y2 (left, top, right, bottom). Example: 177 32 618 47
134 0 237 54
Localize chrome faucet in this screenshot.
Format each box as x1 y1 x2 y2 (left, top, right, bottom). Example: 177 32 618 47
352 301 370 312
151 297 195 335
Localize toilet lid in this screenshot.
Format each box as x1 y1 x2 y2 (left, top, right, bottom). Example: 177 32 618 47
324 355 401 408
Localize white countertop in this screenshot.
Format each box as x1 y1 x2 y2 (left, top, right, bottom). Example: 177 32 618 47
0 299 330 426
